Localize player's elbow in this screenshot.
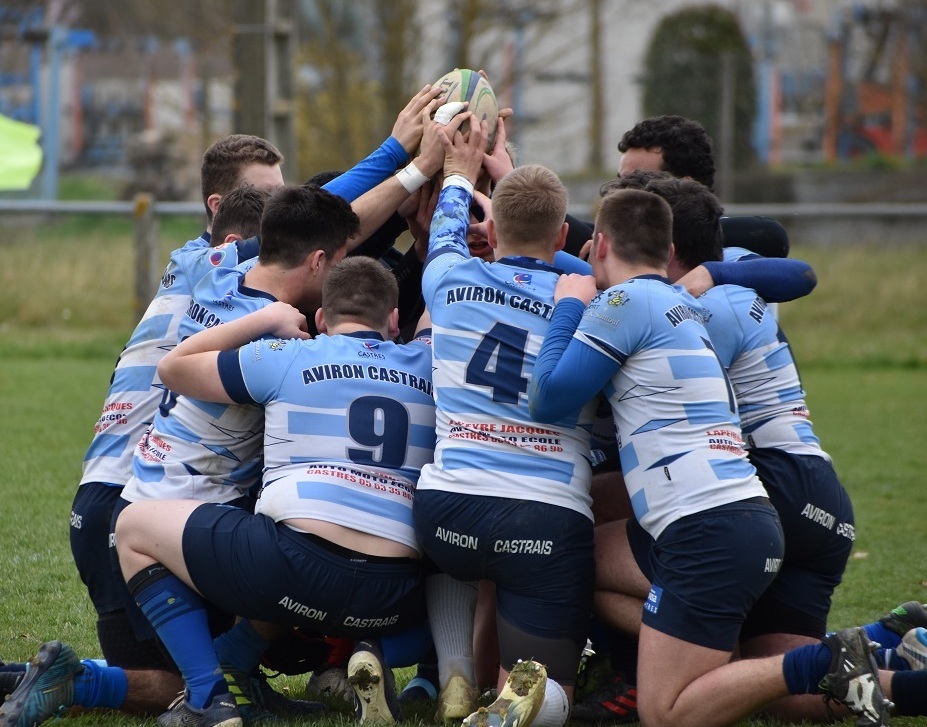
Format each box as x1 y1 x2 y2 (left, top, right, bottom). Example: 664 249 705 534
157 356 180 391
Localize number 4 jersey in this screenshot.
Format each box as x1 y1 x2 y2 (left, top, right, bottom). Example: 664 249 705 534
420 182 596 520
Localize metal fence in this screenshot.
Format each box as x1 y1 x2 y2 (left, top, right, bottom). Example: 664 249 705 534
3 197 927 318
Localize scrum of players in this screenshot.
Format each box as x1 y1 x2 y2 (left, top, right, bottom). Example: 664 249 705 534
4 72 927 727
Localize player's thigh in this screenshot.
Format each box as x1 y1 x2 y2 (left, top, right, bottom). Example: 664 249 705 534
594 517 651 597
636 623 732 719
115 499 203 583
590 467 632 526
70 482 126 613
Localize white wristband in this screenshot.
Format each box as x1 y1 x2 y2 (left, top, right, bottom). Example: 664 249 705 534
443 174 474 195
395 162 429 194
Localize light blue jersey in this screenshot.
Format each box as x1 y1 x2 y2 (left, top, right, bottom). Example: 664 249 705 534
216 332 436 551
122 263 275 503
531 277 766 539
700 284 826 458
420 182 596 520
79 135 410 493
79 234 255 490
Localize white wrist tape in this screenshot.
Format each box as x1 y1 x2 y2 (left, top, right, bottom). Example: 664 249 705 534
434 101 468 125
395 162 429 194
443 174 474 195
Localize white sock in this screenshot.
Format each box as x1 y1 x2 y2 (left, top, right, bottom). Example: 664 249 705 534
532 679 570 727
426 573 478 688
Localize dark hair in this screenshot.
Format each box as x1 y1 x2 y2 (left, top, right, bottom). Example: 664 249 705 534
606 172 724 270
617 115 716 191
642 177 724 269
305 170 343 187
600 169 674 196
595 189 673 268
200 134 283 221
210 185 271 245
259 184 359 268
322 256 398 329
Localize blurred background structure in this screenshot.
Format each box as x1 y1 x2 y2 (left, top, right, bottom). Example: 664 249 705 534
1 0 926 205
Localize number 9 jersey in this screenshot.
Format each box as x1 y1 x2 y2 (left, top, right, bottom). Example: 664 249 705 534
218 330 436 553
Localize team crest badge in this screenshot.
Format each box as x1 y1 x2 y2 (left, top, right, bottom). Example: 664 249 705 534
513 273 532 286
268 340 287 351
607 290 628 307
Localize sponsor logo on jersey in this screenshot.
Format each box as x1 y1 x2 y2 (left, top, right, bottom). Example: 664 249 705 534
513 272 532 286
607 290 628 307
209 249 226 266
212 291 235 311
357 341 386 359
268 339 287 351
764 557 782 573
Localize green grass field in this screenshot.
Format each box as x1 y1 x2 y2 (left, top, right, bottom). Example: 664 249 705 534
1 215 926 726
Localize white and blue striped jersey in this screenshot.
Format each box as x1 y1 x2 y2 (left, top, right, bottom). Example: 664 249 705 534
79 135 412 493
531 277 767 539
699 284 827 459
215 332 436 551
121 263 275 503
419 182 597 520
79 234 256 490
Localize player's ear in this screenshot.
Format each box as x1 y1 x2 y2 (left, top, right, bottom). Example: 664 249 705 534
594 232 609 260
487 218 499 249
307 248 327 274
387 308 400 340
554 222 568 252
206 193 222 220
223 233 243 245
315 308 327 334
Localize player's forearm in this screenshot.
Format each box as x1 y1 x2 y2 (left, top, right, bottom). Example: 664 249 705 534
322 136 408 203
529 298 587 422
349 176 413 251
426 181 472 264
702 257 817 302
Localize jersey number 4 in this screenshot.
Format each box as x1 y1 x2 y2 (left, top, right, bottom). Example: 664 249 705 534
465 322 529 404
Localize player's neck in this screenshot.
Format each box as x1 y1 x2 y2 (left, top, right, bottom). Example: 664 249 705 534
606 260 666 287
494 242 555 265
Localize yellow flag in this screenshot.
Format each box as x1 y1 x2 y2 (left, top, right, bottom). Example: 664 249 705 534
0 114 43 191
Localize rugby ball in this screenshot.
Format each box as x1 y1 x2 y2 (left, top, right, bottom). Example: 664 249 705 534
433 68 498 150
899 627 927 670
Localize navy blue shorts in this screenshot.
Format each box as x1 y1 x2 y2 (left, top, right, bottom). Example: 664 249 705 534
741 449 855 639
70 482 128 615
414 490 594 646
182 503 426 637
634 497 784 651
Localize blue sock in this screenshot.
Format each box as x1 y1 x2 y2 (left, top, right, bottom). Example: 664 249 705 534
212 620 269 674
861 622 902 650
890 671 927 716
381 623 433 669
876 646 913 670
782 641 833 694
74 659 128 709
128 565 224 709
